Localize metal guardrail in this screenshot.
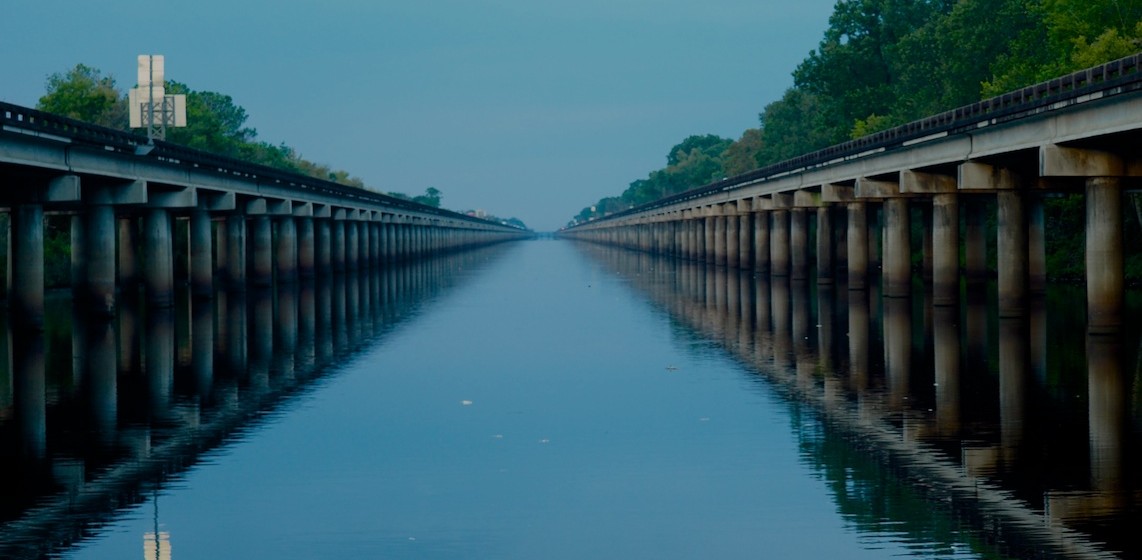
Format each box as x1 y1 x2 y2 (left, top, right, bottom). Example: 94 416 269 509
0 101 526 230
572 53 1142 226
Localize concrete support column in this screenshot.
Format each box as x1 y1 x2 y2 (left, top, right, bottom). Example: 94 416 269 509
369 223 380 266
333 220 346 272
921 205 934 282
997 191 1027 316
1086 177 1123 332
738 214 752 269
317 220 332 274
298 218 315 278
1028 195 1046 295
725 212 739 268
214 219 228 282
71 214 86 290
932 193 959 306
700 217 713 264
883 198 910 298
754 211 769 273
789 208 808 281
346 221 360 270
118 217 139 287
251 215 273 287
86 205 116 315
143 208 174 307
817 206 833 284
276 216 298 283
770 210 788 277
965 198 987 285
190 209 214 297
226 215 247 288
9 205 44 328
847 201 868 290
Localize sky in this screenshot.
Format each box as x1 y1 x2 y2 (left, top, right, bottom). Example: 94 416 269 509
1 0 836 231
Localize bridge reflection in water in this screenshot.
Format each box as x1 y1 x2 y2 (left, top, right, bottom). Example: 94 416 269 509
579 242 1140 560
0 244 511 559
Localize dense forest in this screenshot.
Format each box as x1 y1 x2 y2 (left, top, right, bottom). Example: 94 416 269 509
570 0 1142 236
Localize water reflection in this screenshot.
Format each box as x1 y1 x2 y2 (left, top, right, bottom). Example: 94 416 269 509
0 245 511 559
578 242 1141 560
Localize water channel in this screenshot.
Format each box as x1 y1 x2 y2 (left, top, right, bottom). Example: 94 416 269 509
0 239 1139 559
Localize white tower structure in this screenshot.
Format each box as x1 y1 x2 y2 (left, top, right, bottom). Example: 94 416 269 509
129 55 186 141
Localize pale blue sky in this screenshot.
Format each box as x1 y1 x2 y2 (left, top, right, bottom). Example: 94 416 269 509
2 0 835 231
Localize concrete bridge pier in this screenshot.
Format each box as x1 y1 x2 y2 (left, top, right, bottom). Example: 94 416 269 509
1029 195 1047 295
346 219 360 271
816 206 834 285
847 201 868 290
369 222 380 267
298 217 315 278
85 204 117 315
932 193 959 306
753 207 769 273
882 197 911 298
997 190 1028 316
789 208 808 281
190 209 214 297
737 208 752 270
1086 177 1124 332
9 204 45 328
118 217 139 288
250 214 273 287
332 219 346 272
226 214 247 288
770 208 789 277
275 215 298 284
143 208 175 307
725 208 739 268
964 197 988 286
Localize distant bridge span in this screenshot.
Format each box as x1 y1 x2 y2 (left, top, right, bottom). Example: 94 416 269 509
0 102 528 325
562 54 1142 333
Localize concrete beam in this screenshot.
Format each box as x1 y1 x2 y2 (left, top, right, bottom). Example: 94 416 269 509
901 170 956 194
313 204 332 218
86 179 147 205
243 197 268 215
855 177 901 199
293 202 313 217
266 199 293 215
794 189 823 208
821 183 854 203
147 187 197 208
752 196 773 211
959 161 1020 191
46 175 81 202
1039 144 1141 177
771 192 793 209
196 191 235 211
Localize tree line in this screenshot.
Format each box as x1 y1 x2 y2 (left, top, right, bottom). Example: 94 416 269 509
570 0 1141 226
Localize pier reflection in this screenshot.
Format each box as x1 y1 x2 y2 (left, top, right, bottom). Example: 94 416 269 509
0 245 510 559
580 243 1142 560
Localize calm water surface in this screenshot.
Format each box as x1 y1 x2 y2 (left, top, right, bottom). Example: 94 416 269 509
1 239 1139 559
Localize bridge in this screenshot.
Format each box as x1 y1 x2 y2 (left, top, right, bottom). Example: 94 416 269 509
0 104 529 327
561 54 1142 335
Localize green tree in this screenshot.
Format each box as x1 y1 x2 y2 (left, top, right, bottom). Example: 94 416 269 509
165 81 255 158
413 187 443 208
722 128 764 176
37 64 128 129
